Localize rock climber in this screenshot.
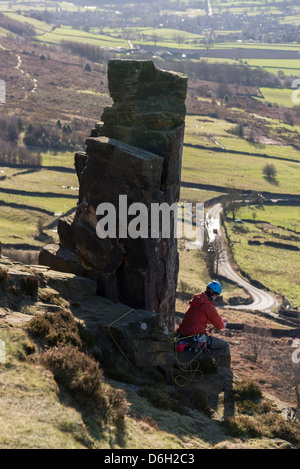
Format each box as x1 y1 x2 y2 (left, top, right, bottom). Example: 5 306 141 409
176 281 230 357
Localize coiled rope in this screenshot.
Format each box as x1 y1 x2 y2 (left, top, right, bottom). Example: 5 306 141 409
169 333 206 387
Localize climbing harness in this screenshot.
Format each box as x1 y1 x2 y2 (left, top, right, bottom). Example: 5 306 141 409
169 330 214 388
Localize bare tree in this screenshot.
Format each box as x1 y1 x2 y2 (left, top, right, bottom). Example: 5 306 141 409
206 235 227 276
212 235 227 275
223 188 244 220
244 325 271 362
37 218 45 236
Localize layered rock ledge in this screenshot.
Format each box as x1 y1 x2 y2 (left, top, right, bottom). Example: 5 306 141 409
40 60 188 328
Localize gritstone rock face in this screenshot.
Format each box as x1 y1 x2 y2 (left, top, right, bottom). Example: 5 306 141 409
40 59 188 328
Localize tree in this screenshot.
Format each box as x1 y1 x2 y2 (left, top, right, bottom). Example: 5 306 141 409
244 324 271 363
205 234 227 276
37 218 45 236
173 33 185 45
152 33 159 46
284 110 294 126
263 163 277 181
203 36 214 54
223 188 244 220
212 235 227 275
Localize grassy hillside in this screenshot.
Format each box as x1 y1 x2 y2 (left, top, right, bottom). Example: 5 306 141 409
0 153 78 248
182 115 300 195
256 87 297 108
246 58 300 77
0 271 299 450
36 26 130 49
224 205 300 308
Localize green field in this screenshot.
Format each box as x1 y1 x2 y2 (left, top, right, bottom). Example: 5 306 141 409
281 14 300 26
0 0 94 13
225 205 300 308
101 26 204 43
211 0 296 15
34 25 206 50
182 115 300 195
189 57 300 78
2 11 53 34
0 152 78 246
246 58 300 77
36 26 129 48
216 136 300 163
0 26 7 37
182 146 299 193
206 42 300 51
256 87 297 108
41 150 76 169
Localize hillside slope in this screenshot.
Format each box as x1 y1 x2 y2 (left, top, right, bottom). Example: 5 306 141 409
0 256 299 449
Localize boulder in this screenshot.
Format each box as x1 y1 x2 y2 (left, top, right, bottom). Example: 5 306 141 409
74 295 173 369
35 269 97 302
39 243 85 276
5 268 39 300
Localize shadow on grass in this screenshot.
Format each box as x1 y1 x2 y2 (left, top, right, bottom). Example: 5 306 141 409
120 368 235 449
263 175 279 186
54 378 127 448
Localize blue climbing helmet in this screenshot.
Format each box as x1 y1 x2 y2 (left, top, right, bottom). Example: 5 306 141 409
207 281 222 295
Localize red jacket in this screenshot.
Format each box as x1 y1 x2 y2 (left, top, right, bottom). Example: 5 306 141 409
177 292 225 336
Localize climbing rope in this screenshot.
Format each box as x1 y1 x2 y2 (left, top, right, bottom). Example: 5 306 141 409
169 326 216 388
108 308 135 367
107 309 211 388
169 333 206 387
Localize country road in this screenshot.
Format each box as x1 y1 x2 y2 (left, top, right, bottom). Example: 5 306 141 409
206 203 278 313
